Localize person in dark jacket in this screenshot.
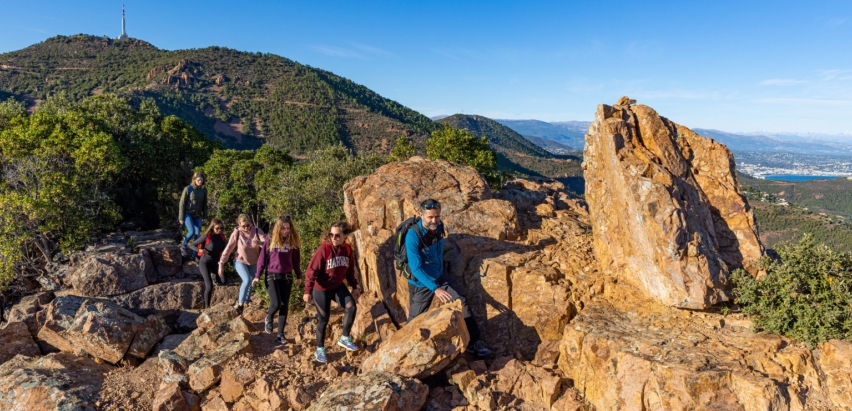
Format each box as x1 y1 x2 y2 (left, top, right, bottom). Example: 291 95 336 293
179 172 208 257
187 219 227 309
405 198 492 357
253 215 302 345
303 221 361 363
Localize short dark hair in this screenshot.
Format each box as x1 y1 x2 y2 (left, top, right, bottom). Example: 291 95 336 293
420 199 441 210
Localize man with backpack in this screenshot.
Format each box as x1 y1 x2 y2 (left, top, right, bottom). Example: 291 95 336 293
397 198 492 357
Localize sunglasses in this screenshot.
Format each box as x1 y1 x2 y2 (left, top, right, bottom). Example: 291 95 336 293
422 202 441 210
329 233 343 239
240 224 251 229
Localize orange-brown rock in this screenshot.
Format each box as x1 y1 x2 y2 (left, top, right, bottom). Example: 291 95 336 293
360 300 469 379
582 99 763 308
0 321 40 364
187 338 251 392
5 291 54 337
69 252 154 296
220 367 256 403
817 339 852 408
152 381 201 411
344 157 493 323
38 296 170 363
558 301 840 410
0 353 113 410
307 371 429 411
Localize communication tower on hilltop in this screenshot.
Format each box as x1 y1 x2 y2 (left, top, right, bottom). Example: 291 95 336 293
117 4 129 40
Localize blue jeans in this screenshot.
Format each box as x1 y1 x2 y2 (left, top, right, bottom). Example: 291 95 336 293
182 215 202 247
234 261 256 304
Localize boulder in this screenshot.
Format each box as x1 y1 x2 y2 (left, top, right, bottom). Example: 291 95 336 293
220 367 256 403
245 376 288 411
187 338 252 392
69 252 153 296
343 157 493 323
443 199 521 241
38 296 170 363
141 241 183 278
307 371 429 411
350 290 397 347
153 381 201 411
556 302 834 410
0 353 113 410
582 99 763 308
5 291 54 337
111 280 205 314
361 300 469 379
159 349 190 386
0 321 40 364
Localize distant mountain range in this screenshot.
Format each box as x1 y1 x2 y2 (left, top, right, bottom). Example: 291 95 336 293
436 115 581 178
493 118 852 157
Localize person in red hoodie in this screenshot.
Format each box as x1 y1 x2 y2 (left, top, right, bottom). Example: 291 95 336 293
303 221 361 363
253 215 302 345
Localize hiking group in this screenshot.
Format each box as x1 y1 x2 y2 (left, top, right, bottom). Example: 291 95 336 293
178 174 492 364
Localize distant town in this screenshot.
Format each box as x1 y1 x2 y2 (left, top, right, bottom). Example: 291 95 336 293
734 151 852 178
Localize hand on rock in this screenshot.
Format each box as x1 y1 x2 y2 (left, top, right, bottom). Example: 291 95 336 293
434 288 453 303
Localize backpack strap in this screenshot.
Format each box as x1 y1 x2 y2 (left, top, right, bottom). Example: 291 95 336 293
187 184 193 195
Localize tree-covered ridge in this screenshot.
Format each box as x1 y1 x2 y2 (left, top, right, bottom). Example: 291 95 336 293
0 34 435 154
739 173 852 219
437 114 582 178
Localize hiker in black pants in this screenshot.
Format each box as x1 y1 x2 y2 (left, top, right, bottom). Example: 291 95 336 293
187 219 227 309
253 215 302 345
404 199 492 357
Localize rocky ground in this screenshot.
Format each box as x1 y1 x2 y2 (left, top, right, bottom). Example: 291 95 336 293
2 99 852 411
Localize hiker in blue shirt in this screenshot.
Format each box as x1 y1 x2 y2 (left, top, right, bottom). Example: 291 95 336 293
405 198 492 357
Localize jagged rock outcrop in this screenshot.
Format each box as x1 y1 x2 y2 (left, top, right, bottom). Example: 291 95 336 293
345 158 600 358
582 99 763 308
307 371 429 411
557 297 849 410
69 252 155 296
361 300 469 379
37 295 170 363
0 353 114 410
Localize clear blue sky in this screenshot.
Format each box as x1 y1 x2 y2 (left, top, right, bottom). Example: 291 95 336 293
1 0 851 134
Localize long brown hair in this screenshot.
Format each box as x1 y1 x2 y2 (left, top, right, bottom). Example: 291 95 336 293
324 221 350 244
200 218 224 238
191 171 206 188
269 215 300 249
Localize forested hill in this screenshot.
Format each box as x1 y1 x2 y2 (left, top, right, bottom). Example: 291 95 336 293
0 34 436 153
437 114 582 178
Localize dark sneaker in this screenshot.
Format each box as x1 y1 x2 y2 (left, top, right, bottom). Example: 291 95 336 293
466 340 492 357
180 246 188 257
337 335 358 351
264 316 273 334
276 336 286 345
235 305 244 316
314 347 327 363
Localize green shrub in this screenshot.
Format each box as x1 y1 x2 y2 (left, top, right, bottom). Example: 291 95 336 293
390 136 415 161
732 235 852 348
426 124 499 188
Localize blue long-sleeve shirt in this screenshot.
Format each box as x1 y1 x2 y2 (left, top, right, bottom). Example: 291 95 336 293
405 220 444 291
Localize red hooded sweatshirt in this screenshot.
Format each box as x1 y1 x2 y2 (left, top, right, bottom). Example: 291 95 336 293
304 242 358 294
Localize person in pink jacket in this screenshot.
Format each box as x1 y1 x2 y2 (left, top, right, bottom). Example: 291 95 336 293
219 214 265 315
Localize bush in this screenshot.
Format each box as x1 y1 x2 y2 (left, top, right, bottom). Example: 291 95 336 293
0 94 216 292
732 235 852 348
426 124 499 188
390 136 415 161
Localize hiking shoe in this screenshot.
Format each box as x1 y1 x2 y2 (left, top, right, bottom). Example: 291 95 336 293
276 336 286 345
337 335 358 351
264 316 273 334
466 340 492 357
180 246 188 257
235 305 244 316
314 347 327 363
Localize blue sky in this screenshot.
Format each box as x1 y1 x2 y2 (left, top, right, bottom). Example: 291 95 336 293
1 0 851 134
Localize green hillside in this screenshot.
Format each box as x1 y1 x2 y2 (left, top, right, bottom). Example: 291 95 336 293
0 34 436 153
739 173 852 219
437 114 582 178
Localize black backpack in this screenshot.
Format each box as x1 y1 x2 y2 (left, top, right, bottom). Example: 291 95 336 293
393 217 444 280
